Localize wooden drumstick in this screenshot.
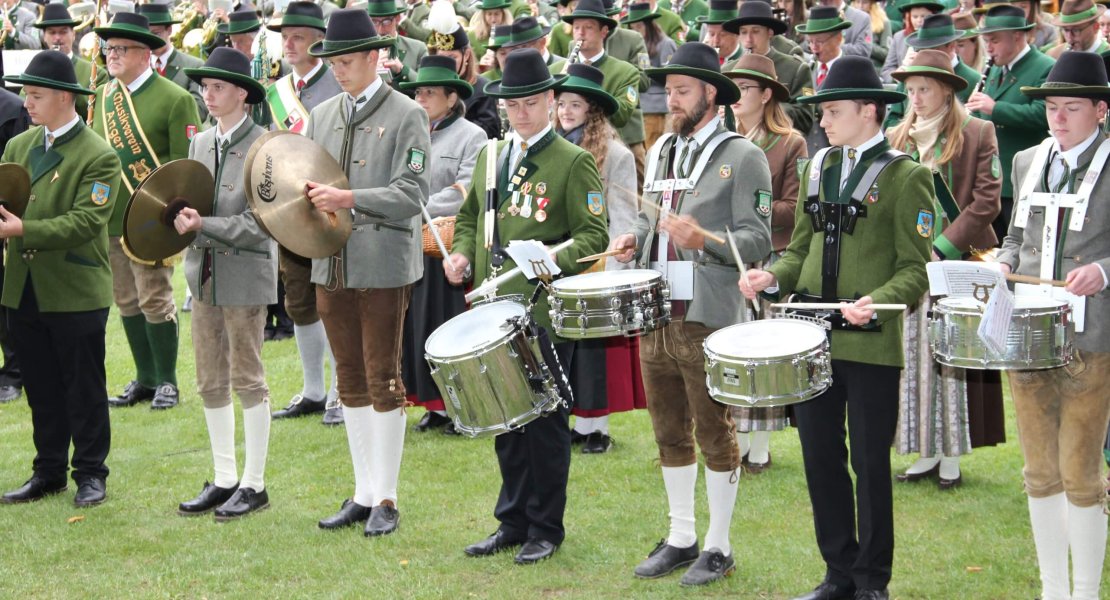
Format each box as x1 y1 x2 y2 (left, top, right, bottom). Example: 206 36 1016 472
771 302 908 311
1005 273 1067 288
611 182 726 245
725 226 760 316
576 248 625 263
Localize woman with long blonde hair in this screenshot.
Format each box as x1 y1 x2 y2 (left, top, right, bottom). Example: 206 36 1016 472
888 50 1005 489
468 0 513 67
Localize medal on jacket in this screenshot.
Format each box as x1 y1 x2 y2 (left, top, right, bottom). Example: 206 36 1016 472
535 197 550 222
509 191 521 216
520 194 533 218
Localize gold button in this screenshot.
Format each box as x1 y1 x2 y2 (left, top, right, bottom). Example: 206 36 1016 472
1074 256 1082 263
358 160 366 166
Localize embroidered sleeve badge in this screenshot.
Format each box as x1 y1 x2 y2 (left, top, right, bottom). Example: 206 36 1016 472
91 182 111 206
755 190 771 217
916 209 934 238
587 191 605 216
408 147 426 174
990 153 1001 179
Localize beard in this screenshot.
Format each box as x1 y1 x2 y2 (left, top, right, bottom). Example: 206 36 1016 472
673 91 711 138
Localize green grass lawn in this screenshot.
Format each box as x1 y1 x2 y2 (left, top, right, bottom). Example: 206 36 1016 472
0 277 1091 598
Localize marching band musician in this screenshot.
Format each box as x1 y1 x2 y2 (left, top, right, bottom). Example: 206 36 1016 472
171 48 277 521
0 51 121 508
996 51 1110 600
740 56 934 600
137 3 207 123
0 51 28 407
367 0 427 87
33 3 108 122
445 48 609 564
1044 0 1110 60
91 13 201 412
264 1 346 425
424 3 502 139
608 42 772 586
1 0 40 50
302 8 430 538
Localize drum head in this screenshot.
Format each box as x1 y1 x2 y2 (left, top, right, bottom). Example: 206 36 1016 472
552 269 661 290
706 319 826 359
426 301 527 358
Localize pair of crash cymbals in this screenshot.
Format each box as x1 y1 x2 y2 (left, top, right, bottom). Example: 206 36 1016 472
0 163 31 218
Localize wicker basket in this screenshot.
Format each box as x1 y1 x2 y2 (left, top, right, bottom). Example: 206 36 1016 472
422 216 455 258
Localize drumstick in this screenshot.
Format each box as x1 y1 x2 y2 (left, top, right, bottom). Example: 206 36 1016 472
725 226 760 316
771 302 908 311
611 182 727 245
576 248 624 263
465 238 576 303
1005 273 1067 288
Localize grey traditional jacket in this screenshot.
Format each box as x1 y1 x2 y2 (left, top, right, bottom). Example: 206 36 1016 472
841 4 874 59
880 29 909 84
4 3 38 49
426 113 485 218
603 137 638 271
185 120 278 306
306 82 431 289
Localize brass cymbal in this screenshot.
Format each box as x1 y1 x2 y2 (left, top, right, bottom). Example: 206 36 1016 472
0 163 31 218
123 159 215 262
245 132 352 259
241 129 292 238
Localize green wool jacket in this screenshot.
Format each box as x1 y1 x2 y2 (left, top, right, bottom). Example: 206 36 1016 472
652 6 687 44
766 141 934 367
593 52 646 145
659 0 707 40
971 47 1054 199
0 122 121 312
452 129 610 341
90 73 202 236
885 58 981 131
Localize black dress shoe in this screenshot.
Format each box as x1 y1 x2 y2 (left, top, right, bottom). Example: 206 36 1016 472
413 411 451 432
0 385 21 403
791 577 857 600
634 539 700 578
213 487 269 521
318 499 372 529
854 590 889 600
1 476 67 504
895 463 939 483
582 431 613 454
938 474 963 490
570 429 588 445
464 529 526 557
514 538 558 564
364 503 399 537
442 421 462 436
680 548 735 586
178 481 238 516
108 380 155 407
74 477 106 507
273 394 326 419
745 453 773 475
151 383 179 410
322 399 345 426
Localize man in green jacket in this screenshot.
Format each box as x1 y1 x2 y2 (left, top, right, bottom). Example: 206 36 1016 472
33 3 108 121
966 3 1054 242
89 13 201 411
0 51 121 509
742 56 933 600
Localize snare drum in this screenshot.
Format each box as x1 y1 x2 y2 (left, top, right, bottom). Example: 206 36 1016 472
930 296 1074 370
703 319 832 408
425 301 567 437
548 269 670 339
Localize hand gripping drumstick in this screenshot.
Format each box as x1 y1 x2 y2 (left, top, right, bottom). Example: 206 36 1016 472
610 182 727 245
725 226 760 316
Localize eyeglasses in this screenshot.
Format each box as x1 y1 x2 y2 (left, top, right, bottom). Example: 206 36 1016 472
102 44 145 56
737 85 762 96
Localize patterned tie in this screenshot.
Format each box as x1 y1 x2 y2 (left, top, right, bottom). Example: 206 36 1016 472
45 133 54 150
816 62 829 88
156 58 166 76
841 148 856 192
676 138 696 178
1053 157 1070 194
296 79 306 97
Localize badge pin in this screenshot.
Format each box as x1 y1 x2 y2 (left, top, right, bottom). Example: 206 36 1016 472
51 171 59 183
378 127 385 138
535 209 547 222
536 182 547 195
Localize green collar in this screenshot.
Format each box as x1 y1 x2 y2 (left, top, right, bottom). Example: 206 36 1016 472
50 120 85 149
432 112 461 131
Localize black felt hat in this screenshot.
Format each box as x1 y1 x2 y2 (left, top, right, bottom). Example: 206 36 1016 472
94 12 167 49
975 4 1035 33
645 42 740 105
217 9 263 35
503 16 551 47
308 8 393 57
723 0 788 35
135 3 182 26
184 47 267 104
795 5 851 34
266 1 327 32
1021 51 1110 100
561 0 619 34
484 47 567 98
797 55 907 104
34 3 82 28
3 50 94 95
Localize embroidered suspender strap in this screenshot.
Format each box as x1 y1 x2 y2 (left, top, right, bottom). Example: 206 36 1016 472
267 75 311 133
1013 138 1056 229
642 132 674 190
1068 137 1110 230
100 80 162 195
804 146 835 232
684 131 739 187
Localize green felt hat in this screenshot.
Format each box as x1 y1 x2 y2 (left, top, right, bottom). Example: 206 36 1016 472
309 8 394 56
479 0 512 9
555 62 619 115
94 12 167 50
974 4 1034 33
794 6 851 34
561 0 619 33
2 50 94 95
217 10 263 35
184 47 267 104
266 1 328 32
399 54 474 98
907 13 971 48
797 55 907 104
33 3 81 29
484 48 568 98
135 3 182 26
366 0 405 16
620 2 662 24
696 0 739 24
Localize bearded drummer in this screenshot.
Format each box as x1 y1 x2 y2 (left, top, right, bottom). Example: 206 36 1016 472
739 56 933 600
607 42 772 586
302 8 430 538
170 48 277 521
995 51 1110 600
444 48 609 564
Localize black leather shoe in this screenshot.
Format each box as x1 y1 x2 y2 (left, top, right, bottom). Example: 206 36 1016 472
151 383 179 410
570 429 588 445
791 577 857 600
213 487 269 521
321 399 344 426
413 411 451 432
318 499 372 529
895 463 939 483
854 590 888 600
442 421 462 436
1 476 67 504
680 548 735 586
178 481 238 516
464 529 526 557
272 394 326 419
938 474 963 490
74 477 106 507
634 539 700 578
582 432 613 454
0 385 21 403
514 538 558 564
745 453 773 475
108 380 155 407
364 503 400 537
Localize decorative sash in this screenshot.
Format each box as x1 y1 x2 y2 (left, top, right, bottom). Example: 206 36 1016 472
100 80 161 194
267 75 310 133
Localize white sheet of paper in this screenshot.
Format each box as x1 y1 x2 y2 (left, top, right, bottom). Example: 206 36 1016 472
926 261 1006 298
977 284 1014 357
651 260 694 300
504 240 563 281
1014 283 1086 333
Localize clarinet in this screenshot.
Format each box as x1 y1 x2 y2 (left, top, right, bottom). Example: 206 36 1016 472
562 40 583 74
975 56 994 94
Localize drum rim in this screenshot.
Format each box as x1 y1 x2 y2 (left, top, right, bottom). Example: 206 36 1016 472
425 301 528 358
703 318 827 359
550 268 664 293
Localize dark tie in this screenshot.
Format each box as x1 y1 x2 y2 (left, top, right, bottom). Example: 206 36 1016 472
841 148 857 192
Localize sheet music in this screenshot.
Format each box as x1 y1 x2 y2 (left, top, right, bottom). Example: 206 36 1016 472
977 284 1014 357
1014 283 1086 333
926 261 1006 299
504 240 562 281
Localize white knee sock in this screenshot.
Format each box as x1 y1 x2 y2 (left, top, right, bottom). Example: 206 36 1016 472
735 431 751 457
939 455 961 480
748 430 771 465
239 401 271 492
368 407 406 506
325 338 339 403
594 415 609 435
1068 501 1108 600
294 321 328 400
344 404 375 507
573 417 595 435
204 405 238 489
1028 493 1070 600
661 464 698 548
905 455 941 475
703 467 738 556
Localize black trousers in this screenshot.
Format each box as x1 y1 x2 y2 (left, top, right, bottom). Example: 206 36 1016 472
10 283 110 482
793 359 901 591
493 341 573 546
0 260 21 389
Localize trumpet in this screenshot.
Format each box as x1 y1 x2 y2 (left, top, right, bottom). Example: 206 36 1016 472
561 39 583 74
